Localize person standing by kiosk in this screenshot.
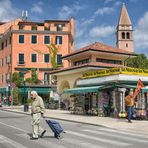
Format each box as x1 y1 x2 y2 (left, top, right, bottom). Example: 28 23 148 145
125 92 135 123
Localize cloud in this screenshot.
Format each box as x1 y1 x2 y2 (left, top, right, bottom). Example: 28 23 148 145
134 11 148 54
0 0 18 21
93 1 121 18
75 17 95 39
89 25 114 38
31 1 43 14
58 2 83 19
104 0 115 4
95 7 114 16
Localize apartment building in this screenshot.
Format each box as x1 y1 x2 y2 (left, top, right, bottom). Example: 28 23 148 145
0 17 74 97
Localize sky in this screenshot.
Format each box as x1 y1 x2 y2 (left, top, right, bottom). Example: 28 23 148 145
0 0 148 56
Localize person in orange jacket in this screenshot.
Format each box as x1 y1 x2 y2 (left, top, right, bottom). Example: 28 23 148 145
125 92 135 123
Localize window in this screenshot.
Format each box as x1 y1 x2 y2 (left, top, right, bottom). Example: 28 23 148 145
18 53 25 64
31 54 37 62
6 40 7 47
74 59 89 66
19 72 24 78
44 73 50 85
9 37 11 44
1 42 4 50
19 35 24 43
31 25 37 30
19 25 24 30
126 43 128 48
126 32 130 39
2 74 3 83
122 32 125 39
31 35 37 44
2 58 4 66
56 36 62 44
96 58 122 65
57 24 63 31
57 54 62 65
6 55 11 64
44 26 50 31
44 54 50 63
44 36 50 44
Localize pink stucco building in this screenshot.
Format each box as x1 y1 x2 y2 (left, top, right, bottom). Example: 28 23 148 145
0 17 74 96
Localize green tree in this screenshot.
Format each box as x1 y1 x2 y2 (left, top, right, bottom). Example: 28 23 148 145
126 54 148 69
25 69 38 84
31 69 38 84
12 72 22 87
12 87 20 105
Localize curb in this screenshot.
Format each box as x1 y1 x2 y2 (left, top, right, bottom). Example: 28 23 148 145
0 108 106 127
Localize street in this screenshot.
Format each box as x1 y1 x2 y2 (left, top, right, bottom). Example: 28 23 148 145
0 110 148 148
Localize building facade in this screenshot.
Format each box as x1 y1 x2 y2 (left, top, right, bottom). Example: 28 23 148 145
116 3 134 52
0 17 74 99
51 4 148 118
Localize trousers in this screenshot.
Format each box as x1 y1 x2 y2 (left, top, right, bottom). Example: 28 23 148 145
127 106 134 121
31 113 44 138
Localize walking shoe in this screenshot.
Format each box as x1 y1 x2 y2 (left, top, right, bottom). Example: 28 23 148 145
30 137 38 140
40 130 46 138
128 120 132 123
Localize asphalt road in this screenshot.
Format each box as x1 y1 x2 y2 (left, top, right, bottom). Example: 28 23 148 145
0 110 148 148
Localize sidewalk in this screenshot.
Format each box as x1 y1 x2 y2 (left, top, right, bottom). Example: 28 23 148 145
1 105 148 135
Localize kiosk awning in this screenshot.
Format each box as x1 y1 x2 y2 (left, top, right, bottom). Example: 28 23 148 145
19 87 50 94
0 88 6 93
64 86 102 94
142 86 148 93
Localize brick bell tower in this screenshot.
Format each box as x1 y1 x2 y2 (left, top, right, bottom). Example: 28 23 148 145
116 3 134 52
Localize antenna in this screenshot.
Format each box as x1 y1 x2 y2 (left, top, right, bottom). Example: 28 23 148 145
25 11 28 19
22 10 24 18
21 10 28 21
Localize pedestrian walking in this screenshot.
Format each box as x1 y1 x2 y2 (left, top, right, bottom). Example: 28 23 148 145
9 96 12 106
125 92 135 123
30 91 46 140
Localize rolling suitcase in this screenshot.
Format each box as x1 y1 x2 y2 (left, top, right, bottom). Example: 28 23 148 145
45 119 64 139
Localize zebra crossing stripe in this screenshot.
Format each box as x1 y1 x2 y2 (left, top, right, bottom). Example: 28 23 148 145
83 129 148 143
17 133 67 148
62 138 106 148
0 134 27 148
67 130 131 146
96 127 148 139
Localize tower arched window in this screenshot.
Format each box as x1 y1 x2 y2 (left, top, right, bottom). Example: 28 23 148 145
122 32 125 39
126 32 130 39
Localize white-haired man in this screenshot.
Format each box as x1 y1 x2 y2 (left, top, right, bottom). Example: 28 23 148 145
30 91 46 140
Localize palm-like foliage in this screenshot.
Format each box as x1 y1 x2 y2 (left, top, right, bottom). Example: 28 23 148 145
126 54 148 69
47 43 59 68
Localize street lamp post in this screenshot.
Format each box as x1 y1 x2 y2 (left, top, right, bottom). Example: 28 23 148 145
7 62 11 106
23 77 26 104
19 70 28 112
23 77 28 112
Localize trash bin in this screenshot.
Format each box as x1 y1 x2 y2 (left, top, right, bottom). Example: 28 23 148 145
24 104 29 112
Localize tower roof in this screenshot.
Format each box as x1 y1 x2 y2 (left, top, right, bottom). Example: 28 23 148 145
118 3 132 25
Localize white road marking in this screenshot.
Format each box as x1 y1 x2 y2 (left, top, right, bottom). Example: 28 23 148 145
0 134 27 148
83 129 148 143
96 127 148 139
0 121 28 133
67 130 131 146
17 134 67 148
62 138 106 148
